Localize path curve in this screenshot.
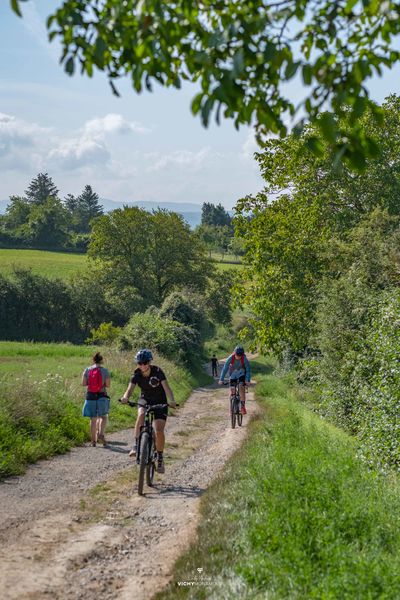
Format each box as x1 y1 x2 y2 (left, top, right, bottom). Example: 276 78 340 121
0 375 257 600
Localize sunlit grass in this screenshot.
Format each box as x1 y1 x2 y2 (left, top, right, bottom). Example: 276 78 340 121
159 363 400 599
0 249 87 279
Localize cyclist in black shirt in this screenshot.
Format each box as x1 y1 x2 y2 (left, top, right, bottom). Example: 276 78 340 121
120 349 176 473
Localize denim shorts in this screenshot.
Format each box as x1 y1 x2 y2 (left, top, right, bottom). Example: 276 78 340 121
82 397 110 418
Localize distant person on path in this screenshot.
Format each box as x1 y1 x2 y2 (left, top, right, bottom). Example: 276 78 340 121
211 354 219 377
82 352 110 447
120 349 176 474
219 346 251 414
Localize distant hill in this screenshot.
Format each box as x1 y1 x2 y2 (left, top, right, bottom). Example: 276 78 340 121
100 199 203 228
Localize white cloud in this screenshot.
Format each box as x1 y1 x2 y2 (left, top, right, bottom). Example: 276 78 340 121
84 114 151 137
48 138 110 170
146 147 211 172
0 112 50 170
48 113 150 171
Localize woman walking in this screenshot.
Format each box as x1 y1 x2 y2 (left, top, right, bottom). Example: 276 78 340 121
82 352 110 446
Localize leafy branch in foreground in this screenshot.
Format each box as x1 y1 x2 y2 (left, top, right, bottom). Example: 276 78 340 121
10 0 400 169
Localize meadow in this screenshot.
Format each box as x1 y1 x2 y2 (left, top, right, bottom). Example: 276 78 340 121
0 249 87 279
0 248 240 279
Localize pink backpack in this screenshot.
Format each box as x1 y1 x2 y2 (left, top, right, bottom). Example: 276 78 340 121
87 367 103 393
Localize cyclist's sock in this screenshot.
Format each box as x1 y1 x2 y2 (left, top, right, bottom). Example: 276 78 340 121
157 451 164 460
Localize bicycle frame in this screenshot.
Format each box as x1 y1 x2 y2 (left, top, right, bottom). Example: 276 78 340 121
119 399 176 495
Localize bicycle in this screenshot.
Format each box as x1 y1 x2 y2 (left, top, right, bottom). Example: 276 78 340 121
223 382 245 429
119 399 177 495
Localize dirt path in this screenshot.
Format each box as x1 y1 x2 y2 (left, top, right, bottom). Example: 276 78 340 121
0 376 256 600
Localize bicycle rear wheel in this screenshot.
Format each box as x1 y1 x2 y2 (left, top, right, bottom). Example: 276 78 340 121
138 432 149 495
230 396 236 429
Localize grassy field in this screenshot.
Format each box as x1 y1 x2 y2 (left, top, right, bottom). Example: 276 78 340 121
0 249 87 279
159 359 400 599
0 341 211 479
0 248 240 277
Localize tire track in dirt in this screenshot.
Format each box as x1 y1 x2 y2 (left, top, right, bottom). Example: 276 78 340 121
0 376 257 600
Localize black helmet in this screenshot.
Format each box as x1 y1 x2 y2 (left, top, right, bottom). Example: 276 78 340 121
234 345 244 356
135 349 153 363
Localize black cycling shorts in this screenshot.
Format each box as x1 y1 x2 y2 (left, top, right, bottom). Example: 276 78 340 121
138 403 168 421
229 374 246 387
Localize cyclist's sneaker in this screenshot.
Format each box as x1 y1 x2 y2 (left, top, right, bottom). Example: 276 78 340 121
129 443 137 457
240 401 247 415
157 453 165 473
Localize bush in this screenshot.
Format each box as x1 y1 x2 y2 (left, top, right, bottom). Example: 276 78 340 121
160 289 212 339
121 311 201 364
86 322 122 345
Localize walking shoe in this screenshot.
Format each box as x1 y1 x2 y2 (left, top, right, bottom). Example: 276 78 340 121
157 458 165 474
91 441 97 447
98 434 106 446
240 401 247 415
129 444 137 457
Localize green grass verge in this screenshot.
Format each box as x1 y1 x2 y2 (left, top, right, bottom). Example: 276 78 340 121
158 360 400 599
215 261 242 272
0 341 211 479
0 249 87 279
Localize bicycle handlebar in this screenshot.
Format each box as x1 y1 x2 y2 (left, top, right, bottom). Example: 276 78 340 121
118 399 179 409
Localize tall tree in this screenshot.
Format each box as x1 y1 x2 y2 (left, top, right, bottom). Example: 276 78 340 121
25 173 59 205
26 197 69 248
201 202 231 227
12 0 400 166
75 185 103 233
235 96 400 353
89 207 210 306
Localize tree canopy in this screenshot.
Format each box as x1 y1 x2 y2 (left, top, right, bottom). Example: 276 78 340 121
235 95 400 353
89 207 211 306
11 0 400 167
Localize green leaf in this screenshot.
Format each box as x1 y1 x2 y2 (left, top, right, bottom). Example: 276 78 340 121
94 37 107 68
10 0 23 17
302 65 312 86
345 0 359 11
65 57 75 75
285 61 300 80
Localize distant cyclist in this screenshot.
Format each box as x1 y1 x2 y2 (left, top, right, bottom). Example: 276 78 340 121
211 354 219 377
82 352 110 446
120 349 176 474
219 346 251 414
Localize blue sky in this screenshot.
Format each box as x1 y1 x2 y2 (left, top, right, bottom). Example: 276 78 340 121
0 1 399 208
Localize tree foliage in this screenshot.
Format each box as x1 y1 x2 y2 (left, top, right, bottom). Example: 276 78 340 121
89 207 211 306
201 202 231 227
25 172 59 205
235 96 400 354
11 0 400 167
0 175 103 250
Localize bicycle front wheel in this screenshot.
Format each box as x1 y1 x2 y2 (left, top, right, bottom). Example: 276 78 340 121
146 444 156 487
230 397 236 429
138 432 149 495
